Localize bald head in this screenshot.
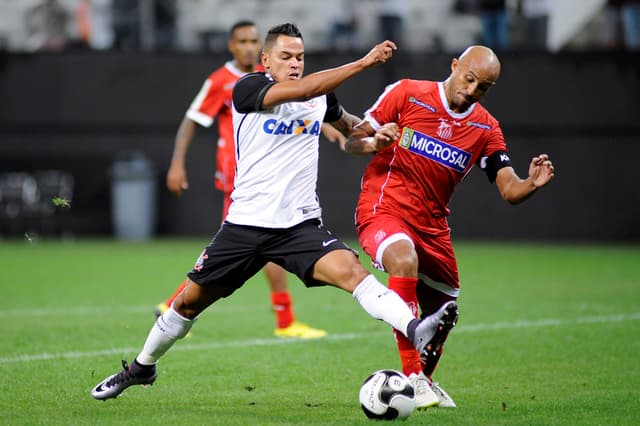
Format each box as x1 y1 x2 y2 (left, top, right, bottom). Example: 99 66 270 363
457 45 500 82
443 45 501 113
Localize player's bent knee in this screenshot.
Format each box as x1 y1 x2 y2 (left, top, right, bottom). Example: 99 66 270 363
172 302 199 320
383 248 418 276
313 250 369 291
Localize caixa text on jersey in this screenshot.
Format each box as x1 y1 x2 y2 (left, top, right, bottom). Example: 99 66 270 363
263 119 322 135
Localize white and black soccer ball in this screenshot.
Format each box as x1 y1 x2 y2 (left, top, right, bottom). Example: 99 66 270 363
359 369 416 420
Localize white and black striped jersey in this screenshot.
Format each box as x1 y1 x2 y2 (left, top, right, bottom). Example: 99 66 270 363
228 72 343 228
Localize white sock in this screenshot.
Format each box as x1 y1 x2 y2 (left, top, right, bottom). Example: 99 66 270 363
136 307 194 365
352 274 415 337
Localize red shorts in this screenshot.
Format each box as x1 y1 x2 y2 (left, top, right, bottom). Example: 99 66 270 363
357 214 460 297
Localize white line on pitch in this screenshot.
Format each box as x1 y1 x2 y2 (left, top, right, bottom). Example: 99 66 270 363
0 313 639 365
0 304 260 317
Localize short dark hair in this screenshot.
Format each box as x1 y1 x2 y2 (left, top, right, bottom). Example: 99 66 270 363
229 20 256 38
264 23 303 50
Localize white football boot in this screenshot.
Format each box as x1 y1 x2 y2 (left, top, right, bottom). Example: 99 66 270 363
430 381 456 407
408 372 440 409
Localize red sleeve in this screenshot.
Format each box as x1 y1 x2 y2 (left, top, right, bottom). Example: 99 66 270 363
186 70 227 127
483 119 507 157
364 80 407 129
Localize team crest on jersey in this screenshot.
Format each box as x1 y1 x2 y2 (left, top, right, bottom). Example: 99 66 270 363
408 96 436 112
437 120 453 140
436 118 463 140
374 229 387 245
193 250 208 271
263 119 321 135
303 99 318 108
399 127 471 173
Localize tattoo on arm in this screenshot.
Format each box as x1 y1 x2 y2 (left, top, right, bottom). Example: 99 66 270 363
330 111 361 136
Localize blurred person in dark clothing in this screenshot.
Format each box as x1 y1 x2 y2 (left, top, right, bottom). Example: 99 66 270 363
621 0 640 49
112 0 176 51
377 0 408 47
477 0 509 51
25 0 70 51
519 0 550 50
111 0 139 50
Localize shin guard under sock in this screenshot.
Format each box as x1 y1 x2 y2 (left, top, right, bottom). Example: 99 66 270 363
352 274 415 337
137 307 194 365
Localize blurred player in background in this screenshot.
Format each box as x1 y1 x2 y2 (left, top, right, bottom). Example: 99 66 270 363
161 20 344 339
345 45 555 408
92 22 455 402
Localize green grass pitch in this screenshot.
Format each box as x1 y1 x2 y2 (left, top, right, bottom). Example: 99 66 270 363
1 239 639 425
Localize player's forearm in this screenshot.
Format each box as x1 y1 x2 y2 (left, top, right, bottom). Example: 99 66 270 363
170 118 196 165
498 175 538 205
330 111 362 138
345 127 378 156
346 121 400 156
299 60 369 98
298 38 396 99
263 41 394 108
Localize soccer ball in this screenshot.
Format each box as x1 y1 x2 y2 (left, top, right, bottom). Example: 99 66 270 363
359 369 416 420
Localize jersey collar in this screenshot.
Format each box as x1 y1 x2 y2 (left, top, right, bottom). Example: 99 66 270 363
437 81 476 119
225 61 252 78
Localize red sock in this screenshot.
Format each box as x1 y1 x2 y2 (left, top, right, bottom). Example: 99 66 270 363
164 280 187 308
271 291 294 328
388 276 421 376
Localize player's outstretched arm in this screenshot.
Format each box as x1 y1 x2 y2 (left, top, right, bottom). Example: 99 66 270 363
344 121 399 156
262 40 397 108
495 153 555 204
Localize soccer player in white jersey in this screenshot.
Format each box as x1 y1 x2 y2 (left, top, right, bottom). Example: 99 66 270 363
91 22 457 402
159 20 331 339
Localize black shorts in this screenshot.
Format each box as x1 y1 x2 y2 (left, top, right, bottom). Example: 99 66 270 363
187 219 356 297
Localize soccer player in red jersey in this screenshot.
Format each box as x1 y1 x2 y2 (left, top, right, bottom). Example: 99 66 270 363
345 45 555 408
161 20 340 339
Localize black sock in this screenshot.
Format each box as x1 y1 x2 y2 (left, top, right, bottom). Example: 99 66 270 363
131 359 155 376
406 318 420 343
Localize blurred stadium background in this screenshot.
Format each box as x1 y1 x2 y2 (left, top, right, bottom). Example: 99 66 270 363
0 0 638 242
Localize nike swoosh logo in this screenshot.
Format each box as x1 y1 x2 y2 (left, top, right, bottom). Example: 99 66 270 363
378 290 391 298
322 238 338 247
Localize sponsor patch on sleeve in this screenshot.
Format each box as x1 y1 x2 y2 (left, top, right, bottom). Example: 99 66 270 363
466 120 491 130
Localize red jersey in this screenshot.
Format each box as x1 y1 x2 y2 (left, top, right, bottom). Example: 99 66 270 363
356 79 507 232
186 61 263 193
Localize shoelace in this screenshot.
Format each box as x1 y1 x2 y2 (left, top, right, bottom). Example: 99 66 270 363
413 377 430 395
430 382 446 398
105 360 132 387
